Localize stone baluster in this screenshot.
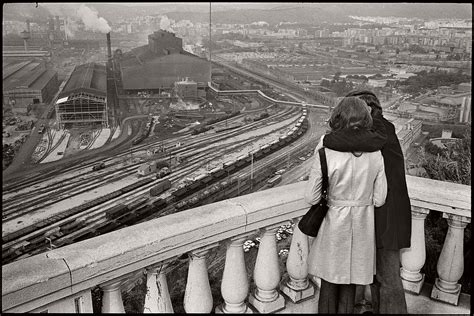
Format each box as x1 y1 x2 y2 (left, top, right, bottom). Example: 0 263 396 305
249 224 285 313
183 245 217 313
431 214 470 305
143 263 173 313
400 207 430 294
101 279 126 313
216 234 252 313
280 218 315 303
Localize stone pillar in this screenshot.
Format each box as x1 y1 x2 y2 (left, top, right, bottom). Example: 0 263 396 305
101 279 125 313
216 234 252 313
183 246 215 313
400 207 430 294
249 224 285 313
143 264 173 313
431 214 470 305
280 218 315 303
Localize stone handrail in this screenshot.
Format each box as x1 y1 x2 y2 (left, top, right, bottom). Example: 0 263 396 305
2 175 470 312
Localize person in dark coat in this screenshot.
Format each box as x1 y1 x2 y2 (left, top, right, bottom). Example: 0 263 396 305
323 90 412 314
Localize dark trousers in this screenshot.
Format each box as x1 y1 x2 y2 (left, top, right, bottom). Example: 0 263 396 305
318 278 356 314
370 248 408 314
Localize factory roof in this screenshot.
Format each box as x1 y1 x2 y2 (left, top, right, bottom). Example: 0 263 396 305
120 53 210 90
3 59 57 92
59 62 107 98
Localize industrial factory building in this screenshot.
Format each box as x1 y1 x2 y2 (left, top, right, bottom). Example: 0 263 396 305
119 30 210 96
3 59 59 114
55 63 108 129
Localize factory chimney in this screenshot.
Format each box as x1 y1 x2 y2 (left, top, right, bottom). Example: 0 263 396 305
20 30 30 51
106 32 112 61
55 16 60 32
26 19 31 33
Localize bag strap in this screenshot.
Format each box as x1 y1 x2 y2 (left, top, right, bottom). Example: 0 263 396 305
318 147 328 197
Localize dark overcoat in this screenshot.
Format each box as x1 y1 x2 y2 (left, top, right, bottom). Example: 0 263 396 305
375 117 411 250
323 115 412 250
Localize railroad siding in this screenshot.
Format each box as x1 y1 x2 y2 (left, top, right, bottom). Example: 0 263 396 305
2 175 145 237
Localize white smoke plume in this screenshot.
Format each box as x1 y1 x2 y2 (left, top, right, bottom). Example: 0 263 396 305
159 15 173 32
77 4 111 33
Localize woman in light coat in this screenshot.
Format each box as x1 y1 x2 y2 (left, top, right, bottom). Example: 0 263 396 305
304 97 387 314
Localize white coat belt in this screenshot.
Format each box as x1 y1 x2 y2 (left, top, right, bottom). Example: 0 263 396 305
327 199 373 207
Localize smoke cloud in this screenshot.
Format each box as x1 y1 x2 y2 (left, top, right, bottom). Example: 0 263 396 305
159 15 173 32
77 4 111 33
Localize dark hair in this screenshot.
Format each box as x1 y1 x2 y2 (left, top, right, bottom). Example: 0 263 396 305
329 97 373 132
345 89 382 116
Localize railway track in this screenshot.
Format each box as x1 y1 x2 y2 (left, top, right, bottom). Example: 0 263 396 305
2 107 310 264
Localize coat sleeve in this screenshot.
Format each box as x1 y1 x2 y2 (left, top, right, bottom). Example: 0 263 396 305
304 137 324 205
373 152 388 208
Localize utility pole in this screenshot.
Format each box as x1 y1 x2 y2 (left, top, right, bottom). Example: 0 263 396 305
250 151 254 190
209 2 212 77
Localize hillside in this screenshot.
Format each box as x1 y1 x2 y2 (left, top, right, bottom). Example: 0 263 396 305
3 3 472 24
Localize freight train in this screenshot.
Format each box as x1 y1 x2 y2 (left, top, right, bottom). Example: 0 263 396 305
132 116 155 145
3 109 309 263
168 114 309 209
191 111 241 135
2 177 156 263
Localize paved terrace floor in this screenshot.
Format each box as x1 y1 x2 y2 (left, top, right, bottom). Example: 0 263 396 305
280 280 471 314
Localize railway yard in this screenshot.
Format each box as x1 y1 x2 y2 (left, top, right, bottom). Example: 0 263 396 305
2 67 330 265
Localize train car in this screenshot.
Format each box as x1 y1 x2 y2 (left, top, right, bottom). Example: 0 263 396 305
235 154 249 167
214 123 243 133
186 177 202 191
172 185 190 198
209 166 225 179
175 200 188 210
123 178 153 192
127 196 149 210
150 179 172 196
201 173 214 184
260 144 271 154
270 139 280 150
250 147 263 159
152 198 167 209
280 135 290 144
137 161 158 176
267 175 282 188
105 204 128 220
223 159 237 172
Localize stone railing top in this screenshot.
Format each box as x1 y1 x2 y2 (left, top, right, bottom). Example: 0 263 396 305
406 175 470 217
2 175 471 312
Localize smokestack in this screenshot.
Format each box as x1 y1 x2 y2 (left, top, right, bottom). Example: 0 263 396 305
64 16 68 41
26 19 30 33
49 17 55 32
55 16 60 32
106 32 112 60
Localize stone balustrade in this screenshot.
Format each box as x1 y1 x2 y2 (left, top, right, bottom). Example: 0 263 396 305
2 175 470 313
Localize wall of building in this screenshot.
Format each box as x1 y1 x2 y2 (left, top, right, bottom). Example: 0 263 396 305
176 80 198 99
148 30 183 55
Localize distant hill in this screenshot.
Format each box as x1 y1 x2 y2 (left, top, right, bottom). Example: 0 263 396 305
3 3 472 25
165 3 472 25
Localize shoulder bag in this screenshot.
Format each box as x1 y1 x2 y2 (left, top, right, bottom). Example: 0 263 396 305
298 147 328 237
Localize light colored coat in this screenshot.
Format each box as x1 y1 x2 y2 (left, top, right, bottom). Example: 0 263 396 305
305 136 387 285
